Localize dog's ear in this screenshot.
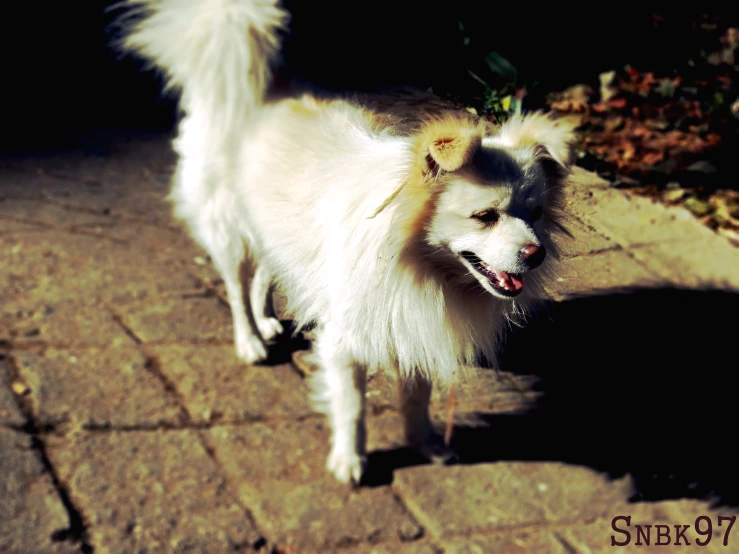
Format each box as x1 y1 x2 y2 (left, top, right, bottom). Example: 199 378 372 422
491 111 580 169
415 117 483 175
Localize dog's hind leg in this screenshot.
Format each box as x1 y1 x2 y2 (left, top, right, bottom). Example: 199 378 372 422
399 374 457 462
205 233 268 364
399 375 434 447
310 324 367 484
249 263 284 341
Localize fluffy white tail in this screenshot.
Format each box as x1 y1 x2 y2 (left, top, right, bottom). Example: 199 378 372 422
122 0 288 136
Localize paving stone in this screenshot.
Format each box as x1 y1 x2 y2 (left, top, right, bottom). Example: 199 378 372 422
0 428 78 554
629 236 739 290
364 370 402 413
2 135 176 197
13 346 183 429
0 166 86 200
111 190 177 225
148 344 311 422
103 222 224 284
0 217 44 235
207 420 331 484
249 482 424 553
1 231 200 304
393 463 633 538
560 499 739 553
555 214 617 258
365 411 411 452
0 198 111 229
554 249 662 298
207 413 416 485
1 296 132 346
445 517 727 554
46 429 262 554
115 297 233 343
566 187 716 247
441 529 570 554
566 166 611 189
207 419 423 553
3 133 738 554
340 541 441 554
43 186 167 223
18 177 174 224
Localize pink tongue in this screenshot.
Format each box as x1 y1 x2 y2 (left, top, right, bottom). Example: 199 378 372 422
495 270 524 291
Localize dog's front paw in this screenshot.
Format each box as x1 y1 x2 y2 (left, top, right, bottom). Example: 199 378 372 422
256 316 284 341
235 332 268 364
326 446 366 485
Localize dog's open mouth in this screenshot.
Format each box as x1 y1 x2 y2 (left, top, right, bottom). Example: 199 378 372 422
461 251 523 297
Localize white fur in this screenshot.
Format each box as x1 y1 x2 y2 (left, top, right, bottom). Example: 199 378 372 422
121 0 574 484
483 112 577 167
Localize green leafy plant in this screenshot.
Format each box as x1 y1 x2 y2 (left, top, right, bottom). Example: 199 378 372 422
458 21 529 122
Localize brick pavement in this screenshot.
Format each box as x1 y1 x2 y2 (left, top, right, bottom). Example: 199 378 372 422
2 132 738 553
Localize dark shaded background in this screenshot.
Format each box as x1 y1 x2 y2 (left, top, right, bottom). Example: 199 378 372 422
360 288 739 508
3 2 737 151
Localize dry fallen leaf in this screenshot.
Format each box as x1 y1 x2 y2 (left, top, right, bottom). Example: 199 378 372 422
11 381 30 396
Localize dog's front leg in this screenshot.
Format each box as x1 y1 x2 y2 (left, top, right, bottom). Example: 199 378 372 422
311 325 367 484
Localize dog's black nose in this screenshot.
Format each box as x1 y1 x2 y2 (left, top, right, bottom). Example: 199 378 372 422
521 244 546 268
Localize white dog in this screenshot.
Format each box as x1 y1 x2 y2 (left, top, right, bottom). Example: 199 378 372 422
122 0 577 484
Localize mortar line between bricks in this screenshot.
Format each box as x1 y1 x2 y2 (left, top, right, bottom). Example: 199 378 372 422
195 428 275 551
0 213 131 244
5 352 95 553
560 236 707 261
108 309 143 345
433 515 611 541
553 531 581 554
133 341 279 549
9 332 304 551
560 245 623 260
78 413 324 433
8 191 183 233
4 338 239 350
0 215 50 231
18 292 274 550
188 273 313 380
106 311 199 428
622 249 670 279
42 198 182 232
564 208 712 252
391 487 442 541
322 538 443 553
565 211 678 280
561 212 701 261
388 488 430 544
0 164 111 187
130 342 276 549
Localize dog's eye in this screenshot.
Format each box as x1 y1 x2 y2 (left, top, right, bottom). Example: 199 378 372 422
530 206 543 222
472 209 499 225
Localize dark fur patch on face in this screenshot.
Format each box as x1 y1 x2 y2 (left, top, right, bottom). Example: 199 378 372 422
467 148 526 185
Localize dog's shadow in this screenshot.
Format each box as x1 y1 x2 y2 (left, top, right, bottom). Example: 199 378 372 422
359 287 739 508
262 321 312 366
